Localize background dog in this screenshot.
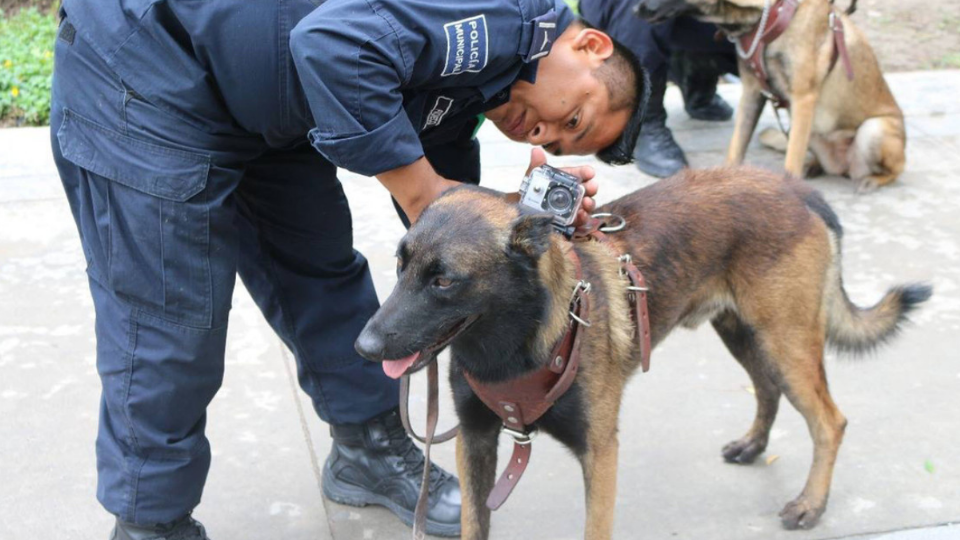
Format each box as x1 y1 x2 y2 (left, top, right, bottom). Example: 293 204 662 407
636 0 906 191
356 167 930 539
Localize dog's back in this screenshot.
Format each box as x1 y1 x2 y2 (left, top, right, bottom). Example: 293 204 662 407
598 166 930 354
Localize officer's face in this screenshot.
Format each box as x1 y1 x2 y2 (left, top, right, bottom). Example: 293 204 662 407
487 27 631 156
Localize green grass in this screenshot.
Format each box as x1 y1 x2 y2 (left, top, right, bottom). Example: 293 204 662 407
0 7 59 126
936 52 960 70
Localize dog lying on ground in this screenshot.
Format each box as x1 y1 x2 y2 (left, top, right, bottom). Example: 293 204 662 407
635 0 906 191
356 167 930 539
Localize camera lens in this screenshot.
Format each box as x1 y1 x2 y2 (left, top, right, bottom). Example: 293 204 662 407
546 187 573 213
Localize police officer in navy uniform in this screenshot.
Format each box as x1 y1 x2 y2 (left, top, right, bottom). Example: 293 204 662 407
580 0 737 178
50 0 646 537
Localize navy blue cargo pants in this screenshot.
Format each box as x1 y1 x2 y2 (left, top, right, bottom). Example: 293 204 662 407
50 21 402 525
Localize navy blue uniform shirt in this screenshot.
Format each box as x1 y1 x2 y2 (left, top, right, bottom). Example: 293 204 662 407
60 0 575 176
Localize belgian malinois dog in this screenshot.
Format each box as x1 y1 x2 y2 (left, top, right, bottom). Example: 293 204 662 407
635 0 906 191
355 167 930 538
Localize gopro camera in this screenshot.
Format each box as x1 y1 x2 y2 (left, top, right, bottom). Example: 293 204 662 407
518 164 585 229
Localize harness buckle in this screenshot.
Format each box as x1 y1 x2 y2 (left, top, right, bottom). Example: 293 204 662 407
502 425 538 445
569 280 592 327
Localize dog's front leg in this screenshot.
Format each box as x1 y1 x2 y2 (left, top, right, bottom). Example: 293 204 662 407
725 72 767 166
783 92 820 176
456 422 500 540
581 432 619 540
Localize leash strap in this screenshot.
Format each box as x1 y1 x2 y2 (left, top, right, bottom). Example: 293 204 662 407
400 374 459 444
412 361 440 540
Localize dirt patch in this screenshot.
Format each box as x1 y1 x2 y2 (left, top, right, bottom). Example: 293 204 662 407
854 0 960 71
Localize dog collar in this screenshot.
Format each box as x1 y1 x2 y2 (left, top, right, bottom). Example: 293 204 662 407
733 0 854 110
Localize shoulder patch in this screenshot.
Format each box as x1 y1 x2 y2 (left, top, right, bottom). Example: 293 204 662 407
423 96 455 129
441 15 489 77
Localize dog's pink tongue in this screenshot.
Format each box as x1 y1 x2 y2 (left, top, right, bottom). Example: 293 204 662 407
383 352 420 379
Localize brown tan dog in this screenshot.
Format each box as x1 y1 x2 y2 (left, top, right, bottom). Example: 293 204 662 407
636 0 906 191
355 167 930 538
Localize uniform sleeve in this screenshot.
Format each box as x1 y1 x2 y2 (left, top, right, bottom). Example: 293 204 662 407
290 2 425 177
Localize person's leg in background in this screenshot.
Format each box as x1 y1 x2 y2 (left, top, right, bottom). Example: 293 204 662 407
234 145 461 537
51 17 249 540
668 17 738 122
580 0 736 177
580 0 686 177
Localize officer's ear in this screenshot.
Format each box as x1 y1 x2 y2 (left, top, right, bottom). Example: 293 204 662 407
571 29 614 67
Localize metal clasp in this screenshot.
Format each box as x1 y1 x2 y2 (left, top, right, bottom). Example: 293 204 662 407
591 212 627 233
619 253 649 292
502 425 538 445
569 280 592 327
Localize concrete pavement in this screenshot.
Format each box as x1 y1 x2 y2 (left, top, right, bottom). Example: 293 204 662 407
1 70 958 539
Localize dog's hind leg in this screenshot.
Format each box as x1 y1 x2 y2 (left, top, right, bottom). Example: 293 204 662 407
758 324 847 530
849 116 906 192
712 311 781 465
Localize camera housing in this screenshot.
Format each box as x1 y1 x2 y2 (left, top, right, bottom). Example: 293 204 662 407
518 165 585 228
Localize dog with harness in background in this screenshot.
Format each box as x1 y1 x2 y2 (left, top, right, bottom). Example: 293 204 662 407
355 166 930 539
636 0 906 191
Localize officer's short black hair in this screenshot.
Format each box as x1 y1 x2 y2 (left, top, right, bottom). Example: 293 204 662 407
591 32 650 166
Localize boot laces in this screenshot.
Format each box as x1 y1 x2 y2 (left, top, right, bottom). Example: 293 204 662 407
382 415 452 493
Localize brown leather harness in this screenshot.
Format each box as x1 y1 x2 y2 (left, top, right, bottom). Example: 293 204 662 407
461 221 652 510
404 218 651 538
735 0 855 110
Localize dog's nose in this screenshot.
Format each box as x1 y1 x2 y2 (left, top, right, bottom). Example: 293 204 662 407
355 328 386 361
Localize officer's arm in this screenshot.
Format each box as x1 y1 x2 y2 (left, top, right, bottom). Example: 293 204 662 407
377 157 461 224
290 3 454 222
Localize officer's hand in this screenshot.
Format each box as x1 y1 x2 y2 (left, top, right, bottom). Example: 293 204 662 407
521 147 598 227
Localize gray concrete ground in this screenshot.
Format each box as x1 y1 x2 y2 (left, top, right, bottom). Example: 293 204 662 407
2 70 959 540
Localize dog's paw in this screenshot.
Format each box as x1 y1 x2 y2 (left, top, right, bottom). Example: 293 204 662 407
721 436 767 464
856 177 879 194
779 496 825 530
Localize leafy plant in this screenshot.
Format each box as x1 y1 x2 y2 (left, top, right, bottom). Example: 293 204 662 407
0 7 59 126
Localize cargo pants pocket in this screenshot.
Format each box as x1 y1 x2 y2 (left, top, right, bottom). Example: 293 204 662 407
57 108 214 328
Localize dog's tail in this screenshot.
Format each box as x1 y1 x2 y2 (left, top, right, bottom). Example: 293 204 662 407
805 190 932 354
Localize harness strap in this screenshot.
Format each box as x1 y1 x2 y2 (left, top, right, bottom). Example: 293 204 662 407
830 11 855 81
463 245 588 510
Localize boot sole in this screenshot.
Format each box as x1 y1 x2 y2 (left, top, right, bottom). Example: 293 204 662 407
321 462 461 538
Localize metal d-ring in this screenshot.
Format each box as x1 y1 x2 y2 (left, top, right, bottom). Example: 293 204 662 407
502 425 538 445
592 212 627 233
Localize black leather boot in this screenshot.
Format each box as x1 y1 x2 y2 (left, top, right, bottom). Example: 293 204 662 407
322 408 461 537
634 68 688 178
670 50 735 122
110 515 210 540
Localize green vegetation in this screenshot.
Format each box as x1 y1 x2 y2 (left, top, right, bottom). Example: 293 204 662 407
0 7 59 126
936 52 960 70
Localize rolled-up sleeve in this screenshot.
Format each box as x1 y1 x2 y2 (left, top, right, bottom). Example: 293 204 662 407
290 2 424 176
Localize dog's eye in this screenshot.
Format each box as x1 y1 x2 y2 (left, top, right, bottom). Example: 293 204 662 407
434 277 454 289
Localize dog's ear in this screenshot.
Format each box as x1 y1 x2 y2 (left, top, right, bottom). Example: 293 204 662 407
723 0 766 8
508 213 555 259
